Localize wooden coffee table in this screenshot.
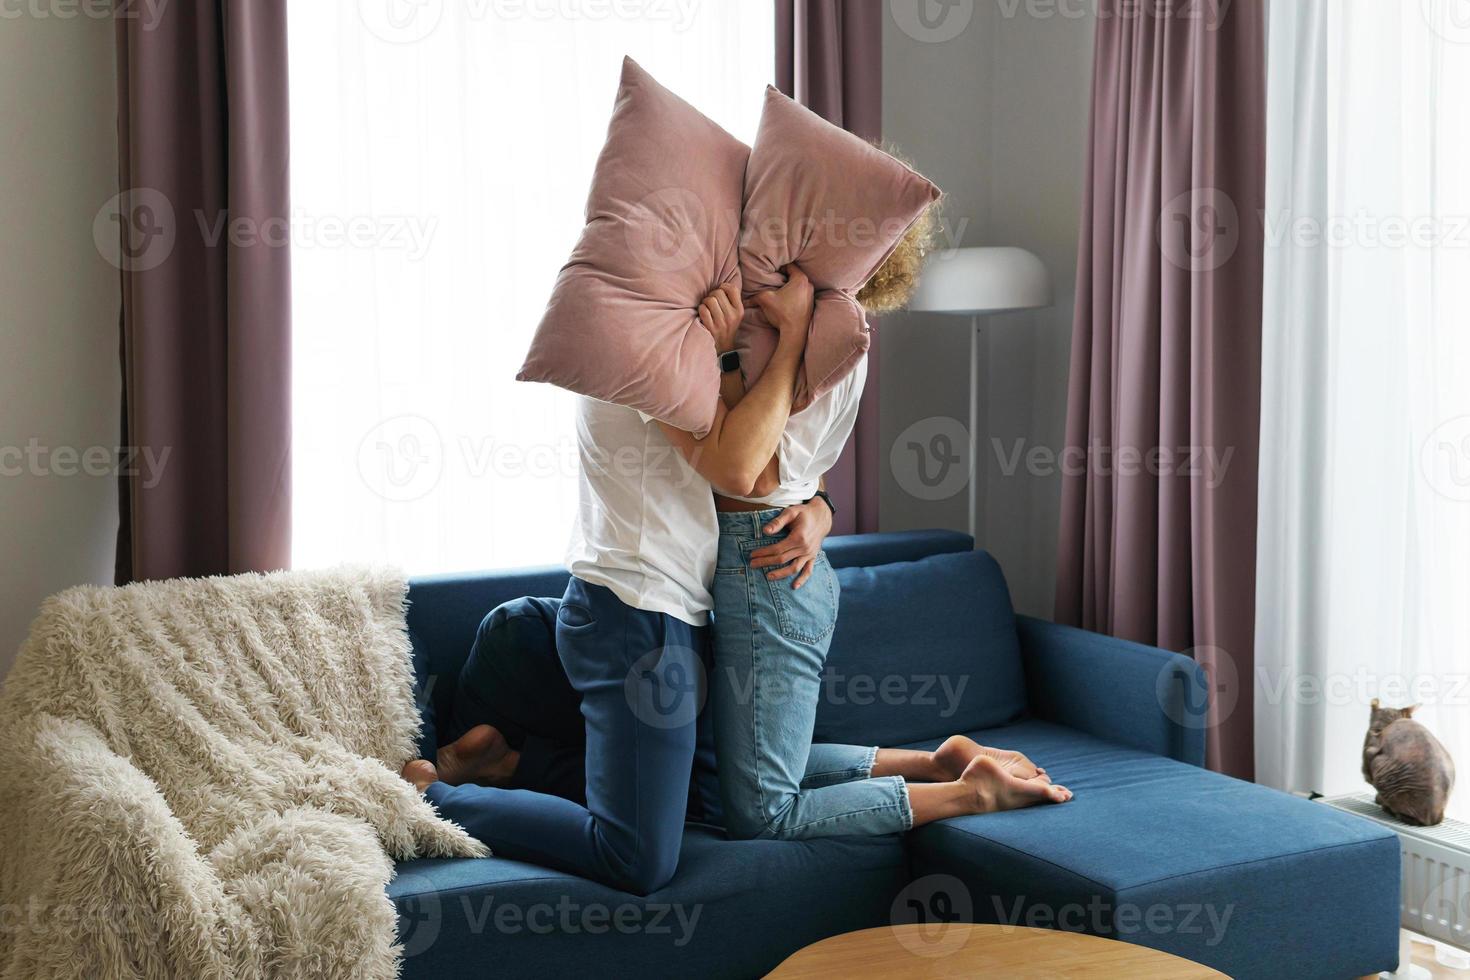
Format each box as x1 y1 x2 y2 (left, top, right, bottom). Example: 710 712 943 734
766 924 1228 978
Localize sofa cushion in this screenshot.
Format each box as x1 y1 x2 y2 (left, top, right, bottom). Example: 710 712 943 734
516 57 748 437
814 550 1027 748
390 826 907 979
902 719 1401 980
404 531 976 739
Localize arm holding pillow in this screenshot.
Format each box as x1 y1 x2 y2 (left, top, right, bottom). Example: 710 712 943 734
657 268 814 496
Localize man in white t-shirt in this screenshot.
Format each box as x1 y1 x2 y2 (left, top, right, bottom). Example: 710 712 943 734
401 269 817 894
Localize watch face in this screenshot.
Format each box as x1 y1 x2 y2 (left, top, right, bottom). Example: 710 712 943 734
720 351 741 372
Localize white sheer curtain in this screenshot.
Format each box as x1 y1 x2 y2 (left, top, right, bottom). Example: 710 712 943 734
1257 0 1470 817
287 2 773 574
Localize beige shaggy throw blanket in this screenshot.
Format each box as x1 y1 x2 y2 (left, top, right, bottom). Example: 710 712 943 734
0 567 487 979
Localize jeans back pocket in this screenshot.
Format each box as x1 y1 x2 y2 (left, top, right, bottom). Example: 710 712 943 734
761 551 839 645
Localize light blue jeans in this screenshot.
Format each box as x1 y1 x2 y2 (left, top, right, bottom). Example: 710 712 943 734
710 509 913 840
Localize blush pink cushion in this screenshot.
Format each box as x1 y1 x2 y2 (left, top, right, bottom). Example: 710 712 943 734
517 57 748 437
738 87 942 409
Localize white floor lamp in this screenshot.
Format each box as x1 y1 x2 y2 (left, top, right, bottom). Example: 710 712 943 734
908 247 1052 545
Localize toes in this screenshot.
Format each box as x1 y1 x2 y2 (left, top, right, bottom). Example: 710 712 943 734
1047 784 1072 803
400 759 439 793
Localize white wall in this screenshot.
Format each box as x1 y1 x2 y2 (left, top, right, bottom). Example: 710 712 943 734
0 13 120 675
880 2 1095 618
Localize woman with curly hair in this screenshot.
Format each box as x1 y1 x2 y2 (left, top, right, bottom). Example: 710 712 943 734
700 203 1073 842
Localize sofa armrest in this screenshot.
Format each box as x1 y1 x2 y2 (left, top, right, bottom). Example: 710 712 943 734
1016 616 1208 766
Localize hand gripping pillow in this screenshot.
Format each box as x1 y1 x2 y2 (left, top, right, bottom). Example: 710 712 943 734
517 57 748 437
737 87 942 410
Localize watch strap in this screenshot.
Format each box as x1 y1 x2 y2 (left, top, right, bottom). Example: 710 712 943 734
808 489 836 515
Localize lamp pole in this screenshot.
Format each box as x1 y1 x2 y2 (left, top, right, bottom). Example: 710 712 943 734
969 314 981 544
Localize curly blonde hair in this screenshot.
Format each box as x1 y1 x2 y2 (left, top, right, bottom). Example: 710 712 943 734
855 143 940 314
856 200 938 314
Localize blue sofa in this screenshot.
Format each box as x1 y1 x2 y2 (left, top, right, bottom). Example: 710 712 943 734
394 531 1399 979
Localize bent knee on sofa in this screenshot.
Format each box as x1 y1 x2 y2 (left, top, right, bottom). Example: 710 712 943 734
600 850 679 896
720 794 794 842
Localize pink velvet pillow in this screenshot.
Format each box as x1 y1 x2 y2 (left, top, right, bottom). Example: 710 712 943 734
737 87 942 409
517 57 748 437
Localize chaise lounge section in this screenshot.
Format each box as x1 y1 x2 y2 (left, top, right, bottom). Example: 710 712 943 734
396 530 1399 979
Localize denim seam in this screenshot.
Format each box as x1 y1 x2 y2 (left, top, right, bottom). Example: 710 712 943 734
800 765 869 788
621 599 643 884
747 556 771 827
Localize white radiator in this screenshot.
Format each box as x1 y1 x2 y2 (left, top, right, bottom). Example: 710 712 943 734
1320 793 1470 952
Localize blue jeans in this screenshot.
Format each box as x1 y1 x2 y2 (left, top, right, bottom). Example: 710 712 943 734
710 509 912 840
425 576 705 894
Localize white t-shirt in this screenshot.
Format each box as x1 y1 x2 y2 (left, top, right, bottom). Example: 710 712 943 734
564 396 717 627
722 354 868 508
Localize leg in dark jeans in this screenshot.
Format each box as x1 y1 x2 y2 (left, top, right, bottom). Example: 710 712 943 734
445 593 722 822
425 577 705 895
448 596 588 804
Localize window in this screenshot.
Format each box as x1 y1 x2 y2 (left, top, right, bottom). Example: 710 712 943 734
1258 0 1470 816
288 1 773 574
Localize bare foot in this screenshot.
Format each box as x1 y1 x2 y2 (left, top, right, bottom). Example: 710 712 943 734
961 755 1071 813
401 758 439 794
436 724 519 787
935 735 1047 781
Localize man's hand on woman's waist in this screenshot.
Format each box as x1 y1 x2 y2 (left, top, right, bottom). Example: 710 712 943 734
748 496 834 589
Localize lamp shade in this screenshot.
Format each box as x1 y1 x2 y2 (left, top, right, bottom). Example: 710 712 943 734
908 246 1052 314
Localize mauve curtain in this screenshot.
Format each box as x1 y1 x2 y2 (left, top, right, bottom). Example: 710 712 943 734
1055 0 1265 778
776 0 882 535
114 0 291 583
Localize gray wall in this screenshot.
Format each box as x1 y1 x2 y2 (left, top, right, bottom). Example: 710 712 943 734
880 1 1095 618
0 14 120 674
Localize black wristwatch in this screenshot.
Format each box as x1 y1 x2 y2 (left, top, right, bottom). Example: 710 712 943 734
807 489 836 515
718 349 741 374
